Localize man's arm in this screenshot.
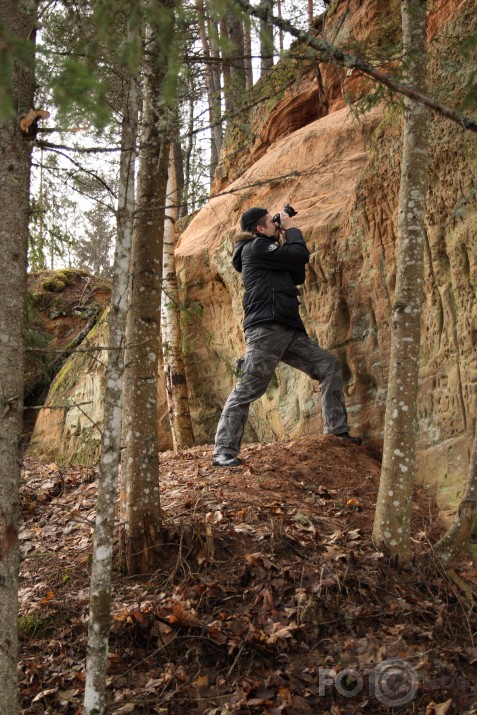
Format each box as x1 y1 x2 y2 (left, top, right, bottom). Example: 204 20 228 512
250 228 310 272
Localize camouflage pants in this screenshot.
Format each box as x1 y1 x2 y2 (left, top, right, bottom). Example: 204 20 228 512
214 322 349 457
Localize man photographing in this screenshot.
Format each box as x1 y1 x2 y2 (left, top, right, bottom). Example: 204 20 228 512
212 206 361 468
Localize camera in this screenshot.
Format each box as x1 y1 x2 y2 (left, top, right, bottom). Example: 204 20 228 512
272 203 298 226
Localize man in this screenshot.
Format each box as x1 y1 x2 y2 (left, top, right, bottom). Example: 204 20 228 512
212 206 361 468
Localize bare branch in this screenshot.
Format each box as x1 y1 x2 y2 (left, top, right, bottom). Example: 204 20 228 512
37 147 117 200
233 0 477 132
26 401 93 410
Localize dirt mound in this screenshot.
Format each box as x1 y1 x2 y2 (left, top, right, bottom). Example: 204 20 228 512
19 437 477 713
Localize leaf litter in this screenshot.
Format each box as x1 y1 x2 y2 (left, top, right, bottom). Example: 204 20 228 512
18 435 477 714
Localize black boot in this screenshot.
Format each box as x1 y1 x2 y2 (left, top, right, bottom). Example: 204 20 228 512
336 432 362 445
212 454 243 467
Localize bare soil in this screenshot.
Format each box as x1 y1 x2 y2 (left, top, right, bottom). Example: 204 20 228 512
19 436 477 714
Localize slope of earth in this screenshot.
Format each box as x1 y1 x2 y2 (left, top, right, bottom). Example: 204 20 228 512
19 437 477 714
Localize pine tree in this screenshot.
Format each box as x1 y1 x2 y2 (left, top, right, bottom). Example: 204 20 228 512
120 0 177 575
75 204 115 278
196 0 222 178
221 6 247 114
259 0 274 74
0 3 37 712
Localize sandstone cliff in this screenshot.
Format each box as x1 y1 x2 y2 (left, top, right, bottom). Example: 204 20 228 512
29 0 477 519
175 0 477 517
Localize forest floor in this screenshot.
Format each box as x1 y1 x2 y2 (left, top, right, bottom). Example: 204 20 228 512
19 436 477 714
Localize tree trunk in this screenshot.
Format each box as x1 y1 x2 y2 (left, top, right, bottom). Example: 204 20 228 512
196 0 222 180
372 0 429 562
243 17 254 89
276 0 284 53
259 0 274 75
0 3 36 712
120 14 173 575
181 94 194 216
207 7 223 124
161 145 194 450
83 38 140 715
308 0 313 28
173 140 185 219
222 8 247 116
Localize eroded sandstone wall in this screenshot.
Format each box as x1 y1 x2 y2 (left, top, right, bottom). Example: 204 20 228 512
176 0 477 515
28 311 174 464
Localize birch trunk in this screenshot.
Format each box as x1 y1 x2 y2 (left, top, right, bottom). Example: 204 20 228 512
161 145 194 450
207 8 223 127
372 0 429 562
173 140 185 219
83 44 140 715
120 15 172 575
0 2 35 712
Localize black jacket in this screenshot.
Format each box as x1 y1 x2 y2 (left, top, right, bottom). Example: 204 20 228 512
232 227 310 332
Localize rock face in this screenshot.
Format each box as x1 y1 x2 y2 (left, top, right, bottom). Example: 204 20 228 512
175 0 477 516
25 269 111 400
28 311 173 465
28 314 109 465
30 0 476 519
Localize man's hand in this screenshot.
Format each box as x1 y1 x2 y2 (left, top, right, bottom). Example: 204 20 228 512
279 211 295 231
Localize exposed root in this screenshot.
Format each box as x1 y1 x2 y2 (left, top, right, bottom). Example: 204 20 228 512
465 542 477 562
445 568 477 606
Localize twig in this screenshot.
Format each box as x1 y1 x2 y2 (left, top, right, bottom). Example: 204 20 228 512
226 642 246 678
26 338 154 354
25 401 93 410
75 403 103 436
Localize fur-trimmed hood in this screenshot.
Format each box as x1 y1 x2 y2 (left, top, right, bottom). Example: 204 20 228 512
232 231 255 272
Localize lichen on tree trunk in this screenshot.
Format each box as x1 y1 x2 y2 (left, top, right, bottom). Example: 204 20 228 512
0 2 36 712
161 145 194 450
83 36 140 714
120 5 176 576
372 0 429 562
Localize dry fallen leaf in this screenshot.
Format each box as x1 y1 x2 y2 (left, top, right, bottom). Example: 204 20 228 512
32 688 57 703
425 699 453 715
39 590 55 604
169 602 197 626
194 674 209 689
